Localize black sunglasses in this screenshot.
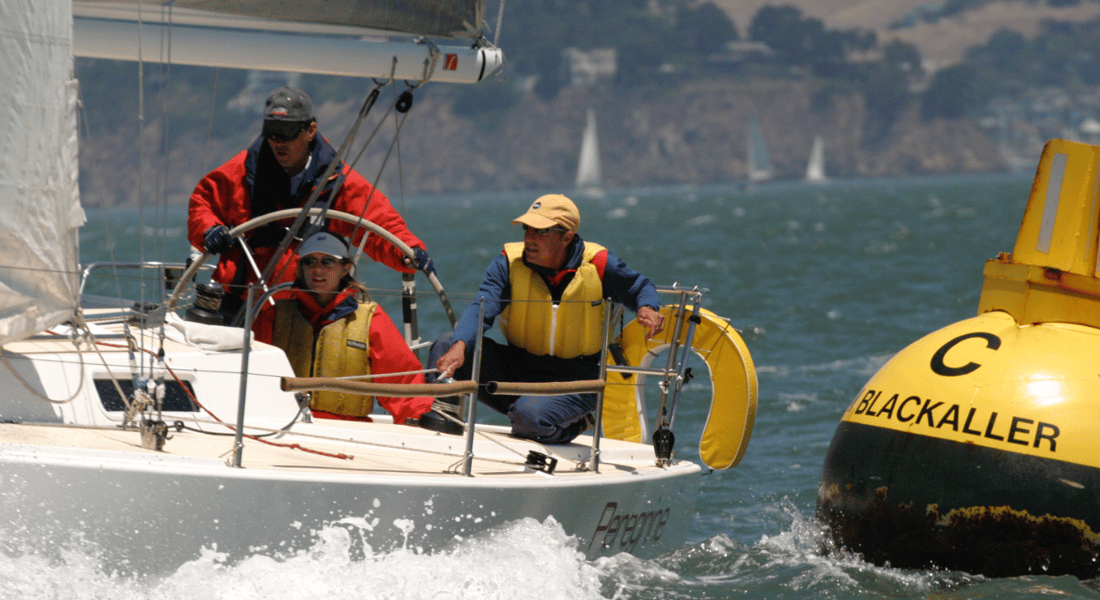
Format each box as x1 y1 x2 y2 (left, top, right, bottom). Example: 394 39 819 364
263 120 308 143
522 224 568 236
300 256 342 268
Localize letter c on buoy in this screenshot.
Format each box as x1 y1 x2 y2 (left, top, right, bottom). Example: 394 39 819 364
930 332 1001 376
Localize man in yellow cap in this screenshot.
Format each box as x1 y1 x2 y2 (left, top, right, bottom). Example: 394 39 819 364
425 194 665 443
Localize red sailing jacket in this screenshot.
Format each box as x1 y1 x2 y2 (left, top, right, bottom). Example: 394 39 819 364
187 134 424 298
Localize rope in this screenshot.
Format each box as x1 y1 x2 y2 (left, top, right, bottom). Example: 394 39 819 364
104 337 353 459
0 332 85 406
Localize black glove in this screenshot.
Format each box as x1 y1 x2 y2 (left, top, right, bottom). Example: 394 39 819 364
203 225 233 255
408 247 436 275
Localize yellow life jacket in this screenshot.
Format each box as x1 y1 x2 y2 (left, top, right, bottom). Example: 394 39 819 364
272 298 377 417
499 241 606 358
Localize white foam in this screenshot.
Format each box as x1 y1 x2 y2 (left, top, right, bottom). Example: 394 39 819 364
0 518 612 600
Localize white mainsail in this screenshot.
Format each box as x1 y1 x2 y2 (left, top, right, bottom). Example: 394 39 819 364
0 0 84 344
575 109 603 191
161 0 486 39
747 116 773 184
73 0 504 84
806 134 826 183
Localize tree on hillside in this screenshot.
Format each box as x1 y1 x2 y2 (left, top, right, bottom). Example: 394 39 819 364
859 63 911 138
884 40 923 75
921 64 991 120
749 6 819 65
675 2 737 55
747 5 869 77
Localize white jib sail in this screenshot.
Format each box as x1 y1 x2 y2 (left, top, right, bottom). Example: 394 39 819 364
0 0 84 344
806 135 826 182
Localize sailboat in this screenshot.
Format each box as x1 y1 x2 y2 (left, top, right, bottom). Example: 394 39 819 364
0 0 757 575
574 109 604 197
805 134 826 183
746 116 774 185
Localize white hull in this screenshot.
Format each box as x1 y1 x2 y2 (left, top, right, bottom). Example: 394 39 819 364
0 422 699 574
0 314 701 575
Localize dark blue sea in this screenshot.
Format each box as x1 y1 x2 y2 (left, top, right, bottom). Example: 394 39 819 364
19 173 1100 599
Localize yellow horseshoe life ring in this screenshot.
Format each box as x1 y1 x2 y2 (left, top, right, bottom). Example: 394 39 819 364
603 305 757 470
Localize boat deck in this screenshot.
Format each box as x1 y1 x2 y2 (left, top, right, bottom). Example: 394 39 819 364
0 419 683 482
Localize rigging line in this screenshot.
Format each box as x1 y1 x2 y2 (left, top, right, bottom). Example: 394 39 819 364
335 94 402 258
92 337 341 456
493 0 506 48
136 0 145 265
393 85 407 213
155 1 176 264
200 69 221 180
127 0 156 380
345 98 411 261
144 2 179 377
310 74 401 263
417 39 440 85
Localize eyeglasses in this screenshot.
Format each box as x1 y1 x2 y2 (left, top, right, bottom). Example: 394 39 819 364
300 256 342 268
263 120 308 143
522 224 568 236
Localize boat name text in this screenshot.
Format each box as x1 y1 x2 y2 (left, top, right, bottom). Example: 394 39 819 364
587 502 670 554
852 388 1060 453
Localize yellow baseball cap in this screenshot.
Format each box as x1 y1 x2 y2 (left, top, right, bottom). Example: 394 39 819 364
512 194 580 232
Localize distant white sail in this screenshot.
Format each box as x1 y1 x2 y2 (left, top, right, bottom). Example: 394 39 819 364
0 0 83 345
747 117 774 184
575 109 603 192
806 135 826 183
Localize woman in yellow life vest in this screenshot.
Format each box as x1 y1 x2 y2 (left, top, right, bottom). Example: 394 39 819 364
253 231 433 424
429 194 665 444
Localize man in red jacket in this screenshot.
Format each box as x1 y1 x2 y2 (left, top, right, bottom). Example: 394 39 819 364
187 86 433 324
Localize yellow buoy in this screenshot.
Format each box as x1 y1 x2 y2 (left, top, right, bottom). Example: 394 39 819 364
818 139 1100 578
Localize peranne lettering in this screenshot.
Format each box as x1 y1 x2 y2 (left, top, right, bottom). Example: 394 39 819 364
588 502 670 553
852 389 1060 452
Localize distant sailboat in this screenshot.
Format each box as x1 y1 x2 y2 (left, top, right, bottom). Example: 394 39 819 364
747 116 774 184
575 109 604 196
805 134 826 183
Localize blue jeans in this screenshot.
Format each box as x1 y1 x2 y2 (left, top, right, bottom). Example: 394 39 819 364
428 333 598 444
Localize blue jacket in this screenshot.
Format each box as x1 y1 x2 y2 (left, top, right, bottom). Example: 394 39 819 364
452 234 661 348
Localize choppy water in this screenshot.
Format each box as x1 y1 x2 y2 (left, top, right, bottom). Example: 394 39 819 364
33 173 1100 598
